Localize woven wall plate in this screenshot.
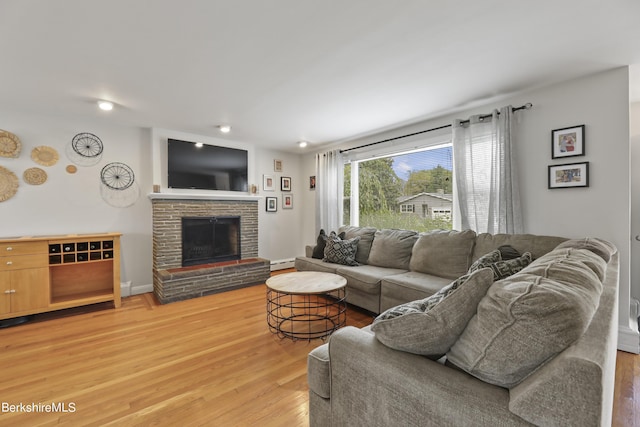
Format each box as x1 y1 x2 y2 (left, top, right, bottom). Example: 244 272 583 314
23 167 47 185
0 130 21 158
0 166 19 202
31 146 59 166
66 164 78 174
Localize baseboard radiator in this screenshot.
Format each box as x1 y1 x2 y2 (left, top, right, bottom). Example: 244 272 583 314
270 258 295 271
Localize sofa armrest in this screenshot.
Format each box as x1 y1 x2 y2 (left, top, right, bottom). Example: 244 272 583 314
305 245 314 258
327 326 531 427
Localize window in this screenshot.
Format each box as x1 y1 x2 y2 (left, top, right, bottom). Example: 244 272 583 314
400 204 415 213
344 144 453 232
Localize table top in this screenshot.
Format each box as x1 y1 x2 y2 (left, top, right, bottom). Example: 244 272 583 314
266 271 347 295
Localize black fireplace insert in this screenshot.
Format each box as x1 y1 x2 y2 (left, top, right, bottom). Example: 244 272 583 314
181 216 241 266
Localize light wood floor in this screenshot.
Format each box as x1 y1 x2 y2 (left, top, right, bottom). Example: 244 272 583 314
0 280 637 427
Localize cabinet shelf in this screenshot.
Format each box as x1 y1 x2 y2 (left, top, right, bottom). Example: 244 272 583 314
1 233 121 321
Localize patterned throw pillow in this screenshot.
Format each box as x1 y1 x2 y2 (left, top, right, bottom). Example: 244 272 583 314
371 268 494 358
468 249 532 280
312 229 345 259
323 234 360 266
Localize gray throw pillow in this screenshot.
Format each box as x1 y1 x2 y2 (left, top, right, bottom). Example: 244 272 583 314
323 234 360 266
312 229 345 259
468 249 533 280
339 226 377 264
367 229 418 270
409 229 477 279
371 268 494 358
447 247 605 388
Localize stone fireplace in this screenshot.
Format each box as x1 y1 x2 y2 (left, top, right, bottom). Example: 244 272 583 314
150 195 270 304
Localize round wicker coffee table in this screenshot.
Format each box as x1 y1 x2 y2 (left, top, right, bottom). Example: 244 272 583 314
266 271 347 341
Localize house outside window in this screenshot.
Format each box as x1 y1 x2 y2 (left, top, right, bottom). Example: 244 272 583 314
344 144 453 232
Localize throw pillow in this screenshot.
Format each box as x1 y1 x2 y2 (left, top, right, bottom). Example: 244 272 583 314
366 229 418 270
447 247 605 388
371 268 494 358
409 229 477 279
554 237 616 263
498 244 521 260
312 229 345 259
339 226 377 264
468 249 533 280
323 234 360 266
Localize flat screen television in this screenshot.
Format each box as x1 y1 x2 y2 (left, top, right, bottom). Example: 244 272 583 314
167 138 248 192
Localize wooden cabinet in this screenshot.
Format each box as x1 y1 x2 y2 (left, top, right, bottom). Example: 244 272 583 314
0 233 121 321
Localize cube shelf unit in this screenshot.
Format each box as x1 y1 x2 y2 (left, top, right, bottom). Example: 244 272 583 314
1 232 121 321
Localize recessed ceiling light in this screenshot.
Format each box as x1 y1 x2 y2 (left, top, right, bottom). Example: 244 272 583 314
98 100 113 111
218 125 231 133
298 141 308 148
195 142 204 148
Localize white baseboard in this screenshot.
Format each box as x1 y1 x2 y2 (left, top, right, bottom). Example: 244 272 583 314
270 258 295 271
618 326 640 354
128 283 153 296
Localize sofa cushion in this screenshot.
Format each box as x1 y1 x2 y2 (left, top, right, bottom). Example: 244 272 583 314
371 268 494 358
367 229 418 270
409 229 476 279
447 247 605 388
339 226 377 264
472 233 567 262
294 256 339 274
336 264 407 294
554 237 616 263
380 271 452 313
323 234 360 266
468 249 533 280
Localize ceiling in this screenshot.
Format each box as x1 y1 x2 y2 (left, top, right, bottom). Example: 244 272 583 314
1 0 639 153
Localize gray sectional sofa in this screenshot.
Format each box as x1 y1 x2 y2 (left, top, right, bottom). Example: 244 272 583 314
295 226 567 314
298 227 619 426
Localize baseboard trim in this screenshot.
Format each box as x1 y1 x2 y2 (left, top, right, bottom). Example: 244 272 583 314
270 258 295 271
618 326 640 354
131 283 153 296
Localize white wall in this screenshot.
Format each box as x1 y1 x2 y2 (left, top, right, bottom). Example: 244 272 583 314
630 101 640 329
301 67 639 352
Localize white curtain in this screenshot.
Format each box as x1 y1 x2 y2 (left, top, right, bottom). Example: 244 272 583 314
315 150 344 232
453 105 523 234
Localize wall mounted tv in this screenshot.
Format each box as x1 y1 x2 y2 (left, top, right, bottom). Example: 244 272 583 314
167 138 248 192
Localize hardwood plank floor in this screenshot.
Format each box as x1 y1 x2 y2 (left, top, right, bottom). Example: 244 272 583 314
0 278 637 426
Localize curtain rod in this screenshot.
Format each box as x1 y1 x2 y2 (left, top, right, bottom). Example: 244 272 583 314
340 102 533 154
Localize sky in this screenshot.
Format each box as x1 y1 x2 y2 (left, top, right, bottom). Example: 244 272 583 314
391 146 453 181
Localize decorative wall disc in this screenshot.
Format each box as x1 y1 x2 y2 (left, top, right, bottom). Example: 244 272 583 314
100 162 135 190
31 146 59 166
23 167 47 185
0 130 21 158
66 165 78 174
72 133 103 157
0 166 19 202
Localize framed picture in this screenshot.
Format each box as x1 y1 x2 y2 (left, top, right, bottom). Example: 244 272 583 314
548 162 589 189
309 175 316 190
266 196 277 212
551 125 585 159
263 174 274 191
274 159 283 172
283 194 293 209
281 176 291 191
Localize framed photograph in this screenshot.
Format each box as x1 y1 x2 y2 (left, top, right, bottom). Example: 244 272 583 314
548 162 589 189
283 194 293 209
281 176 291 191
263 174 274 191
551 125 585 159
274 159 283 172
266 196 277 212
309 175 316 190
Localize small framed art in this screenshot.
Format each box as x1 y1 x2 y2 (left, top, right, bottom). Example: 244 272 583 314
551 125 585 159
266 196 278 212
263 174 274 191
548 162 589 189
281 176 291 191
274 159 283 172
283 194 293 209
309 175 316 190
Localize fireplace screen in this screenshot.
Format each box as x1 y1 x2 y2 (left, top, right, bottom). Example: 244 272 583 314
181 216 241 266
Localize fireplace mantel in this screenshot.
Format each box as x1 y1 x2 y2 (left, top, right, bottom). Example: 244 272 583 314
148 193 261 202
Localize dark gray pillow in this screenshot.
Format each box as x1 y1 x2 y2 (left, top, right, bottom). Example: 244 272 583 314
323 235 360 266
312 229 345 259
498 244 521 260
